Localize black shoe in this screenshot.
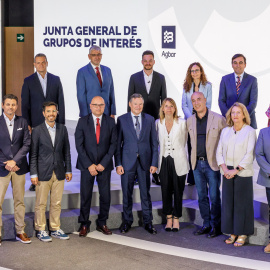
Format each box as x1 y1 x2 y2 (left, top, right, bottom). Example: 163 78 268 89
120 223 131 234
152 173 161 185
187 183 195 186
194 226 211 235
29 184 36 191
145 223 157 235
207 227 222 238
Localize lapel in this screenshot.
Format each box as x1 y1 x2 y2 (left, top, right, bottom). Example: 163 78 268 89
206 110 214 136
139 71 148 95
87 63 102 89
46 72 52 97
100 65 106 90
171 119 180 145
148 71 156 96
54 123 61 149
229 73 237 100
88 114 98 146
191 115 197 146
127 112 138 140
11 116 19 142
139 113 147 140
0 114 11 142
237 72 248 98
41 122 54 149
34 72 46 98
99 114 106 144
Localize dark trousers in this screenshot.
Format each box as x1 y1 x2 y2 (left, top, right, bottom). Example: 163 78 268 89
221 168 254 235
187 134 195 185
266 187 270 239
78 170 111 227
159 156 186 217
121 158 152 225
193 160 221 228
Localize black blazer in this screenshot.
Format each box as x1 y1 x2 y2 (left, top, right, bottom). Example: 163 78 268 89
127 70 167 119
75 113 117 172
21 72 65 128
30 122 71 181
0 115 30 176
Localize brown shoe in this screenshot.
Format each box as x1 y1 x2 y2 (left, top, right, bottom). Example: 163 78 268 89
16 233 31 244
96 225 112 235
264 243 270 253
79 225 90 237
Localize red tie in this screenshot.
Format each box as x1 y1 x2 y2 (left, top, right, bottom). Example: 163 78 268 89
96 118 100 144
95 67 102 87
236 76 241 95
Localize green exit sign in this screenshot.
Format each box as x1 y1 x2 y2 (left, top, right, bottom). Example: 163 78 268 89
17 34 24 42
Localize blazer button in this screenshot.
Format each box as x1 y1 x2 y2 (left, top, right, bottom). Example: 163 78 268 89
172 148 174 150
11 144 13 147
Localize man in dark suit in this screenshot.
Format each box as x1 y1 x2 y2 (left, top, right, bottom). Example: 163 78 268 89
75 96 117 236
30 101 72 242
219 53 258 129
116 94 158 234
128 50 166 185
77 45 116 118
0 94 31 246
21 53 65 191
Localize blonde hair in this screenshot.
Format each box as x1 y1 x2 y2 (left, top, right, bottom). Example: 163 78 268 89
225 102 251 127
159 98 179 123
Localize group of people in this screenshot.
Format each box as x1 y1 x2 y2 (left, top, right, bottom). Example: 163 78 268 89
0 46 270 254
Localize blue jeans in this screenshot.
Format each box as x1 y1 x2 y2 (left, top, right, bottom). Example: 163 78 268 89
193 160 221 228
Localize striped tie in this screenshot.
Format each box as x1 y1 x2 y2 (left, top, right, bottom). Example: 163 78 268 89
236 76 241 95
134 116 140 139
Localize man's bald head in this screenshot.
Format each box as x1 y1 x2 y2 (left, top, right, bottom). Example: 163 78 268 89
191 92 207 114
90 96 105 117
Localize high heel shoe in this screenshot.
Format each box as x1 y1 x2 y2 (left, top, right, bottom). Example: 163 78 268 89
172 217 180 232
234 235 247 247
165 215 173 231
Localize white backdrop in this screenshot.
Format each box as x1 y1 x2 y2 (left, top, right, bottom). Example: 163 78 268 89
34 0 270 131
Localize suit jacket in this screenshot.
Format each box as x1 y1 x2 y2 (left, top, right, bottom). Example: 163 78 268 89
182 82 212 119
127 71 167 120
21 72 65 128
218 72 258 129
75 113 117 171
255 127 270 187
0 115 30 176
30 122 71 181
115 112 158 171
187 110 227 171
216 125 256 177
156 117 189 176
76 63 116 117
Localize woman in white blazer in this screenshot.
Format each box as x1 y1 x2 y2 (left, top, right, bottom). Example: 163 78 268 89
216 102 257 247
182 62 212 186
156 98 189 232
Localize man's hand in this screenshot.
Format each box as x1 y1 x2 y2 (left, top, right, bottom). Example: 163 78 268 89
31 177 39 185
65 173 72 182
116 166 124 175
88 164 98 176
28 125 32 134
96 164 105 172
11 165 20 172
4 160 16 171
110 115 115 119
150 166 157 174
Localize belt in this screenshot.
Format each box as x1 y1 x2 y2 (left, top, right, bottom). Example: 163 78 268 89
197 156 207 161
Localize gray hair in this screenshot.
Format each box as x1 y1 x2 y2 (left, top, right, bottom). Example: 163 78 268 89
34 53 47 62
129 93 144 103
89 45 102 54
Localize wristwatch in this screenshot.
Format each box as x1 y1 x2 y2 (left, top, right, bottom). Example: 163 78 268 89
236 166 241 171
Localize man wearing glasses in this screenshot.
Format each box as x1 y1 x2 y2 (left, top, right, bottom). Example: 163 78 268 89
76 46 116 118
75 96 117 236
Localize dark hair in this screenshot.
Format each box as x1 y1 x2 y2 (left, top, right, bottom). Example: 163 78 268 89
129 93 144 103
2 94 18 104
232 54 246 64
142 50 154 59
34 53 47 62
42 101 58 112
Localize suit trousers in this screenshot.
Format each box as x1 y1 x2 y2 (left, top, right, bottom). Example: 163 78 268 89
221 167 254 235
186 134 195 185
34 172 65 231
121 157 153 225
0 172 26 236
159 156 186 217
78 170 111 227
265 187 270 240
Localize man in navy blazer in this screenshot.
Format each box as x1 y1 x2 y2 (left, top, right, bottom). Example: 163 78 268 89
75 96 117 237
255 126 270 253
0 94 31 246
219 53 258 129
116 94 158 234
77 45 116 117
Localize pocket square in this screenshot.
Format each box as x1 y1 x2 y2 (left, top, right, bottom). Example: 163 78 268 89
17 128 23 131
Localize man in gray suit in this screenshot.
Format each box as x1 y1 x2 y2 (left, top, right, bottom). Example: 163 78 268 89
255 126 270 253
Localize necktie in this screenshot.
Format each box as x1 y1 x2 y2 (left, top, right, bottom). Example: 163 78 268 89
96 118 100 144
134 116 140 139
95 67 102 87
236 76 241 95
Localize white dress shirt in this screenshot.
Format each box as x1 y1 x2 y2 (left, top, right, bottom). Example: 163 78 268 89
131 112 141 130
92 114 103 133
143 70 153 94
37 72 47 97
45 121 56 146
234 72 244 84
3 113 15 140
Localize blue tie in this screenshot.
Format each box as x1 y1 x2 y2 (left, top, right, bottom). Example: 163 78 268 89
134 116 140 139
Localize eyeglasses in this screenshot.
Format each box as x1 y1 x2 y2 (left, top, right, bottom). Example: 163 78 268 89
90 54 102 57
91 104 105 108
191 69 200 73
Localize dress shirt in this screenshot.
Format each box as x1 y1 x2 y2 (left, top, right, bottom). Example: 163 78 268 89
196 109 208 158
91 62 103 81
37 72 47 97
234 72 244 84
143 70 153 94
3 113 15 140
92 114 103 133
45 121 56 146
131 112 141 131
163 127 174 158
